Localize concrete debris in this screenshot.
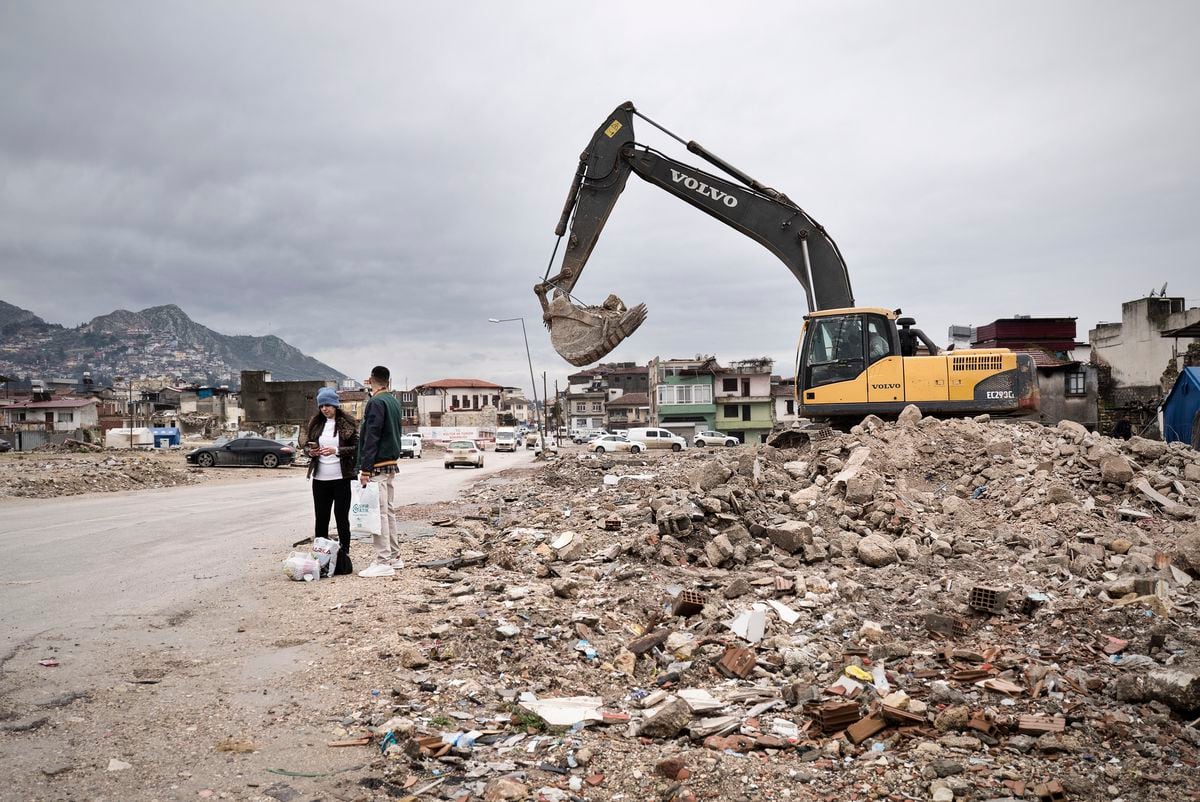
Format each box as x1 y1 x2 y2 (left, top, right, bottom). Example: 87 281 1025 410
332 412 1200 800
0 450 206 498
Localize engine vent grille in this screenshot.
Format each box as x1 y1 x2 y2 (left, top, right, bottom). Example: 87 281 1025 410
952 355 1003 372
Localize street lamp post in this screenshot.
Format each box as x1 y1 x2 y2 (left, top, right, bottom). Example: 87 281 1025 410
115 376 133 449
488 317 546 455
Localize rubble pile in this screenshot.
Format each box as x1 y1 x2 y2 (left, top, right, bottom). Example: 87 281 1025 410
337 411 1200 800
0 452 203 498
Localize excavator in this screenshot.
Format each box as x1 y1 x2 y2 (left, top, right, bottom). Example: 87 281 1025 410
535 102 1039 420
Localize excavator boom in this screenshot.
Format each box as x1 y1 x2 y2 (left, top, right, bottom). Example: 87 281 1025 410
536 102 853 366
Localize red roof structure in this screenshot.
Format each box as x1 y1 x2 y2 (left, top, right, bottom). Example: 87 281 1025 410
4 398 98 409
416 378 504 390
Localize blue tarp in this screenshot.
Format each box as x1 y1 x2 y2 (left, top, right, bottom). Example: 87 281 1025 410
150 426 182 448
1162 367 1200 448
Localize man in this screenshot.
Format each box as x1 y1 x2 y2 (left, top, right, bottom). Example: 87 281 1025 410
356 365 405 577
1110 414 1133 441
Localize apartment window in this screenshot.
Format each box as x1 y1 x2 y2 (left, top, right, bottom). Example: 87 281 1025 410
57 412 75 423
1065 370 1086 396
657 384 712 405
722 378 738 392
575 402 586 413
742 405 751 421
451 395 459 408
592 402 602 412
723 405 739 419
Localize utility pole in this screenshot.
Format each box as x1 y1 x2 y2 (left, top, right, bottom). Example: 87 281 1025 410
554 380 560 445
542 372 549 449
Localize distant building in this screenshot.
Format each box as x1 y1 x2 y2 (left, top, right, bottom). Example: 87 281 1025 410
772 376 798 426
2 398 100 432
1089 295 1200 435
650 356 717 440
241 370 337 430
968 316 1098 430
713 358 775 444
414 378 503 428
606 392 650 431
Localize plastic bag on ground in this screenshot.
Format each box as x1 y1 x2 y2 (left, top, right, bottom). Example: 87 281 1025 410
311 537 338 577
282 551 320 582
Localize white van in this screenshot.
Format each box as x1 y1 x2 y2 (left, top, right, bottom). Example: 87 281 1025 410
400 435 422 459
625 427 688 452
495 427 518 452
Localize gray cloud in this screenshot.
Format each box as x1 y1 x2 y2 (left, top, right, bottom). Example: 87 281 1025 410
2 1 1198 396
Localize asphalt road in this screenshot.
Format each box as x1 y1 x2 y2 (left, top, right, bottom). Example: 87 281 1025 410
0 446 536 653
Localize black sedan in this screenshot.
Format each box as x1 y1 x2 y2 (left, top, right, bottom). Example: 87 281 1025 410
0 437 11 453
186 437 295 468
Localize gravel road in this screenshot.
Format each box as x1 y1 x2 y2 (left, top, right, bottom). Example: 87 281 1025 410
0 446 535 800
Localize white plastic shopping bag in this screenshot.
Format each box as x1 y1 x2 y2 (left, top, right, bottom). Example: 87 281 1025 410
350 481 381 536
282 552 320 582
311 536 339 578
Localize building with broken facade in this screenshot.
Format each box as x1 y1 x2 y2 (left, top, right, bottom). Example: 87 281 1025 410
1090 294 1200 436
241 370 337 431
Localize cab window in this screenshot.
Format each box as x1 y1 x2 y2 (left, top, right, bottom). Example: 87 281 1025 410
805 314 865 388
865 315 895 366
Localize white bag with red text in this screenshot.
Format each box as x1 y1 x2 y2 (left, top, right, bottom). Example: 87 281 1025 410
349 481 381 537
311 537 339 578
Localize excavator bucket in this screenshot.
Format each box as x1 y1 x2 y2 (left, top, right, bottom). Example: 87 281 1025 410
544 293 647 367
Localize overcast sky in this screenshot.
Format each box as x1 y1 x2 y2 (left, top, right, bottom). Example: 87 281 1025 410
2 2 1198 398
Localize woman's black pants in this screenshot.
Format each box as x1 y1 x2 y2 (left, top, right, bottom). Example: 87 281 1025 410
312 478 352 554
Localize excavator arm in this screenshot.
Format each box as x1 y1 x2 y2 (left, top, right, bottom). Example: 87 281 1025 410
536 102 854 366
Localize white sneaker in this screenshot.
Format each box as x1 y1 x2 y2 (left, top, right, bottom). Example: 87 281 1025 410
389 557 405 569
358 562 396 578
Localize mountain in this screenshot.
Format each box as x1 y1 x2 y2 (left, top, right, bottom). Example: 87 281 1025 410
0 300 53 334
0 301 345 386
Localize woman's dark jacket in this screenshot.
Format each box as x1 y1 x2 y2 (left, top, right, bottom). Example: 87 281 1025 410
303 410 359 480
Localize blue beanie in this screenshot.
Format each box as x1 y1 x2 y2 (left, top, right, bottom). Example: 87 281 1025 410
316 388 340 408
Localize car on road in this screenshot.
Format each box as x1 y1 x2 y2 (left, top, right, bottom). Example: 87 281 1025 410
625 427 689 452
572 428 610 444
444 439 484 469
588 434 643 454
400 435 422 458
693 430 740 447
186 437 295 468
533 436 559 456
0 437 11 453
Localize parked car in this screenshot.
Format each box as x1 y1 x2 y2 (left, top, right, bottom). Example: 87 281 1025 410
186 437 295 468
625 427 689 452
588 434 642 454
0 437 11 453
400 435 422 458
534 436 559 456
572 428 610 444
444 439 484 469
693 430 739 447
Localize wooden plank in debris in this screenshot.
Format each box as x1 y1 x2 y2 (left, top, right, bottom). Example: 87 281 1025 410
1018 715 1066 735
845 712 887 744
626 629 670 655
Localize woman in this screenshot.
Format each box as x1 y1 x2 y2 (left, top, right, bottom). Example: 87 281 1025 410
304 387 359 575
